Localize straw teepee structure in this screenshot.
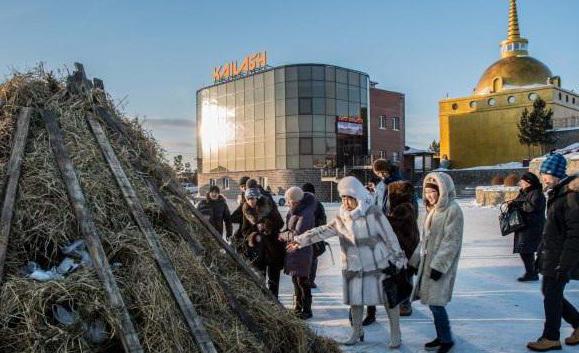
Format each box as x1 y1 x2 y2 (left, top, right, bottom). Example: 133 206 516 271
0 64 341 353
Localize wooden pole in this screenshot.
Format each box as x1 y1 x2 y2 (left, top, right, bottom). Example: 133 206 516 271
41 110 143 353
87 115 218 353
0 108 32 283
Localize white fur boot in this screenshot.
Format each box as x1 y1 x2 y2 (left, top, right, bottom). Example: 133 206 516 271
386 305 401 349
342 305 364 345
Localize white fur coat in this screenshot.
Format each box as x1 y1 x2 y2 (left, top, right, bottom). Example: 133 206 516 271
295 176 407 305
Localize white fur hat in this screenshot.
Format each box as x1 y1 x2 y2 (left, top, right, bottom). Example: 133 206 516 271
338 176 369 201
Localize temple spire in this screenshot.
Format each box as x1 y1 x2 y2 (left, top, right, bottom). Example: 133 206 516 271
508 0 521 40
500 0 528 58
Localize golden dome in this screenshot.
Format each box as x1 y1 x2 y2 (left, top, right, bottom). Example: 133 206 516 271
474 0 553 95
474 55 552 95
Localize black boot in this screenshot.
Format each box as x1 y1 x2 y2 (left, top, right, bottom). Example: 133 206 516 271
362 306 376 326
293 295 302 314
299 291 313 320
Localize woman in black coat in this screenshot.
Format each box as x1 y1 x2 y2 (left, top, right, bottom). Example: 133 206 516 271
240 187 285 297
280 187 317 319
196 186 232 239
510 172 546 282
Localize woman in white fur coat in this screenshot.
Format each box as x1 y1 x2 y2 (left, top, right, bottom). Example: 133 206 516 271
409 172 463 353
287 176 407 348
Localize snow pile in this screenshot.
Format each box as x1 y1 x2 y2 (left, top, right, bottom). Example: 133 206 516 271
435 161 524 171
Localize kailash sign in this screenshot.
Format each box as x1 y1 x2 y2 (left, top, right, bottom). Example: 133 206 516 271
212 51 268 82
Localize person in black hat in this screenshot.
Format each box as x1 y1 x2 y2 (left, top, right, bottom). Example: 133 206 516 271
509 172 545 282
230 176 250 252
196 185 233 240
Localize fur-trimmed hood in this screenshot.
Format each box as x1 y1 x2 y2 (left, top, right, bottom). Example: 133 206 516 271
242 196 274 225
423 172 456 211
338 176 373 220
567 176 579 192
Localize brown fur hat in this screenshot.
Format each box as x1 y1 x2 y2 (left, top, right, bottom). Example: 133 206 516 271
388 181 415 209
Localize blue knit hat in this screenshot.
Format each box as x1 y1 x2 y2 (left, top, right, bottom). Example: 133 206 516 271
245 187 262 199
540 153 567 179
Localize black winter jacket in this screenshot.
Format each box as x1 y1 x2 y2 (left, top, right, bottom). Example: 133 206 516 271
512 187 546 254
240 196 285 267
540 176 579 279
196 195 232 239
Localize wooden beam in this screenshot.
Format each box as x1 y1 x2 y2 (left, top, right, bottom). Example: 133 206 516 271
0 108 32 283
145 179 264 339
90 105 280 306
41 110 144 353
86 114 218 353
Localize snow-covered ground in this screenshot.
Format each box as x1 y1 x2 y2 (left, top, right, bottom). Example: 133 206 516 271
277 199 579 352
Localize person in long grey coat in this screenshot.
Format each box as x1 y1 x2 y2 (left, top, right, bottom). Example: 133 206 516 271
409 172 463 353
287 176 407 348
279 187 317 320
510 172 545 282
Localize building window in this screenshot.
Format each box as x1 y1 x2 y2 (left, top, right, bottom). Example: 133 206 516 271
223 177 230 190
559 92 563 100
391 117 400 131
300 138 313 154
258 176 268 188
209 178 216 187
573 97 576 105
529 93 538 101
451 103 458 110
379 150 386 159
566 95 569 103
379 115 387 129
469 101 477 109
299 98 312 114
392 152 400 163
488 98 497 106
507 96 516 104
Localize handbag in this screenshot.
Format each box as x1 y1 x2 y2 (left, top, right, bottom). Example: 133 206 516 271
499 202 526 236
382 265 413 309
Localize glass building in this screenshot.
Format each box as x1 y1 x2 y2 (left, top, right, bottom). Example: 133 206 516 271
196 64 370 174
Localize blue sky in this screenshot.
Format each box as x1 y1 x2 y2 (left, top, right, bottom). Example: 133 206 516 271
1 0 578 166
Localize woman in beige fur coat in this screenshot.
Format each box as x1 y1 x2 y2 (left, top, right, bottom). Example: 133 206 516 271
409 172 464 353
287 176 407 348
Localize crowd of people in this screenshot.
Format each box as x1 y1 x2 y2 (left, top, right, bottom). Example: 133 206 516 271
195 152 578 353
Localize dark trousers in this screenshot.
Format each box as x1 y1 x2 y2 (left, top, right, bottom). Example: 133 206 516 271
430 305 452 343
292 276 311 298
258 264 282 298
542 276 579 340
309 257 318 284
520 253 536 275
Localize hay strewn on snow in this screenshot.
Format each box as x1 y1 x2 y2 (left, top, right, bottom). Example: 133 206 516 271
0 66 341 353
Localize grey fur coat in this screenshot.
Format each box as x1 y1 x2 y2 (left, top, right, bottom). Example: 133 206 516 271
410 172 464 307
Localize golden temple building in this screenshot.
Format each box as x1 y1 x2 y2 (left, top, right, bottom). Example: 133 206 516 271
439 0 579 168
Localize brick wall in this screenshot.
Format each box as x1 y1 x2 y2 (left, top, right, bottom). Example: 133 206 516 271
369 88 405 164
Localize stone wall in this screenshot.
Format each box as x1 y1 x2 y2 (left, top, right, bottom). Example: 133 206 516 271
475 186 519 207
415 168 528 196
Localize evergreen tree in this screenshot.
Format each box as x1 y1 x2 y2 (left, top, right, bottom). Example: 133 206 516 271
517 108 533 159
517 97 556 158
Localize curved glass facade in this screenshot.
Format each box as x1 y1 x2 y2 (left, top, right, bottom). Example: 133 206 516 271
197 64 369 173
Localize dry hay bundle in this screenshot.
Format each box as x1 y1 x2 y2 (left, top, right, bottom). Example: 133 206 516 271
0 65 341 353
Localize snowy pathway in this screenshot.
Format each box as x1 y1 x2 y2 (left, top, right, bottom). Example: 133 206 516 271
278 200 579 353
